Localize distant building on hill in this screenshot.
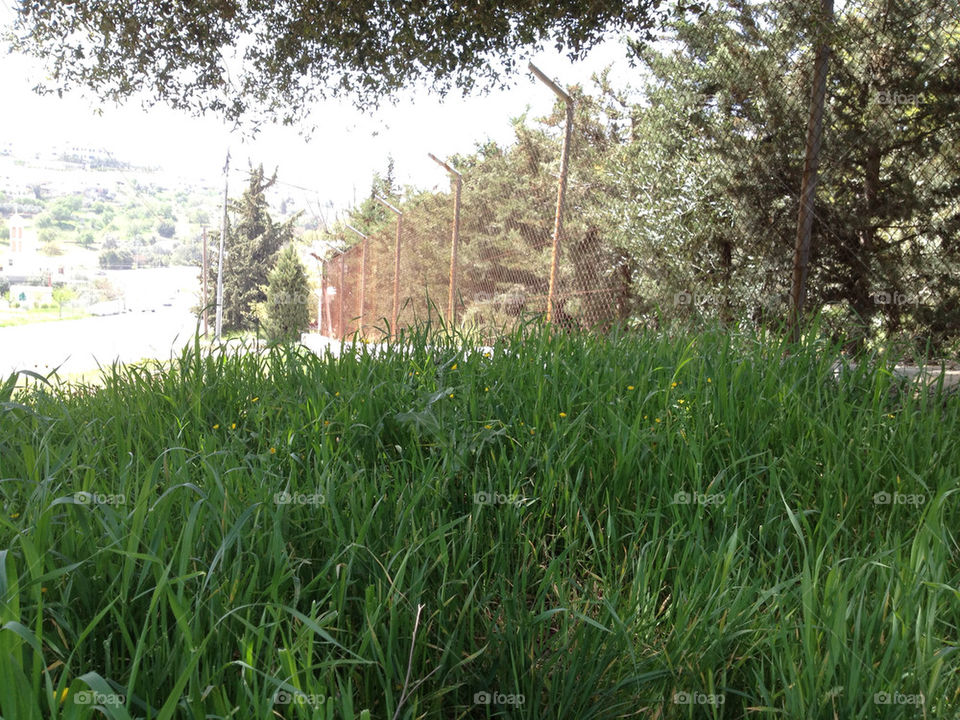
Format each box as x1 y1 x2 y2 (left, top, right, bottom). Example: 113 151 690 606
1 214 64 283
3 213 39 271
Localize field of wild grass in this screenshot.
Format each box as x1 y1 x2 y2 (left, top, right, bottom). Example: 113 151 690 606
1 325 958 719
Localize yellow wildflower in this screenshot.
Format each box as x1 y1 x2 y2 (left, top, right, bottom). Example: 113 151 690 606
231 423 237 430
269 447 276 454
627 385 635 391
559 412 567 418
212 424 220 429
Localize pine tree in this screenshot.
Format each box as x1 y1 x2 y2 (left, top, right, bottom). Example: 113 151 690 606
207 165 299 331
618 0 960 341
263 244 310 342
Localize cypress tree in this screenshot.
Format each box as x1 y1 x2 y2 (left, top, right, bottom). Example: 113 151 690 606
264 244 310 341
207 165 298 331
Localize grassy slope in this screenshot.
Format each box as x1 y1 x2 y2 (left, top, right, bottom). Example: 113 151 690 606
0 308 91 327
0 325 958 719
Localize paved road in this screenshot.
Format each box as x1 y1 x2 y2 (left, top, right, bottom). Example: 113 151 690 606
1 266 204 379
0 308 201 378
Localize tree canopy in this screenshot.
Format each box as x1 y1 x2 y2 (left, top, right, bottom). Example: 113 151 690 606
10 0 663 125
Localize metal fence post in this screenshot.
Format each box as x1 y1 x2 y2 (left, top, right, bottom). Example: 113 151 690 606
338 251 345 339
346 224 369 337
429 153 463 326
529 62 573 325
376 196 403 335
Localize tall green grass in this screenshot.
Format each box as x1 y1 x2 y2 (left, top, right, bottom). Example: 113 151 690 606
0 323 958 719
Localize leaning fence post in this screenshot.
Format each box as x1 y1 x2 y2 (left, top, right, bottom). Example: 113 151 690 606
346 224 369 337
789 0 833 341
429 153 463 326
529 62 573 325
376 196 403 336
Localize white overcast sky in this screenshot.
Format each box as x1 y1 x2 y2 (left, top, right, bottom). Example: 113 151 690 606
0 4 641 216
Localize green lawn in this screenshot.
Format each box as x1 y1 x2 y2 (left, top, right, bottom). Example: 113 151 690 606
1 324 957 719
0 307 90 327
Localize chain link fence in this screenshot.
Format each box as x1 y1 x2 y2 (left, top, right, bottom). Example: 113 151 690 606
317 0 959 355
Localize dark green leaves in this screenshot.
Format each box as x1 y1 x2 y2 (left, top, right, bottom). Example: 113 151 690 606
11 0 662 127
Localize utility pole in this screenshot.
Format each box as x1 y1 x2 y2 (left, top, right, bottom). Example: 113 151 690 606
215 150 230 341
201 225 208 337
